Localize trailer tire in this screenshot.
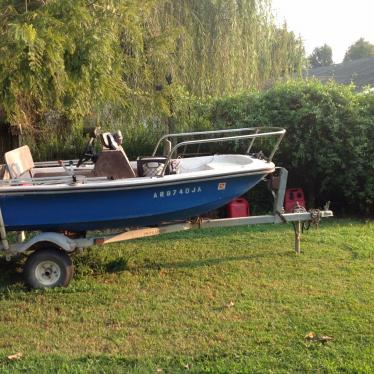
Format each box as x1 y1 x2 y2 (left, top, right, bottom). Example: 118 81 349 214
24 248 74 289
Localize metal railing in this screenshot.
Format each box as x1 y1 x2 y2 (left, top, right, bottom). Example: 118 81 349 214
152 127 286 176
0 127 286 185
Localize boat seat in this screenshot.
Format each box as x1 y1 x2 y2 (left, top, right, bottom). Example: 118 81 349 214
93 147 136 179
4 146 71 179
4 145 35 179
4 143 135 181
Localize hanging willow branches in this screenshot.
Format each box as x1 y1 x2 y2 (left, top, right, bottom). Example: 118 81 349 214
0 0 305 131
150 0 305 96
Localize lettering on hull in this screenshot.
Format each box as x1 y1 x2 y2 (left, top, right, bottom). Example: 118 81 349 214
153 186 202 199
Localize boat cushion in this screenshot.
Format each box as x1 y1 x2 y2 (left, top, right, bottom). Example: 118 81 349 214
4 145 34 179
93 148 136 179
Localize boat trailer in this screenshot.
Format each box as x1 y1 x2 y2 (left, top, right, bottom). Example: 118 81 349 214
0 168 333 288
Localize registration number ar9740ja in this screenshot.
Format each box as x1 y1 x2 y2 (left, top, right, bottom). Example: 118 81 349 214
153 186 202 199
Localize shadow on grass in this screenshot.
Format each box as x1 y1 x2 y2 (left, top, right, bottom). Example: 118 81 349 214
0 245 291 289
105 257 130 273
72 245 292 278
0 256 25 291
74 253 260 277
135 250 292 271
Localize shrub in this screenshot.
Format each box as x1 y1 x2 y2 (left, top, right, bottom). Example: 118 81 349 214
208 80 374 215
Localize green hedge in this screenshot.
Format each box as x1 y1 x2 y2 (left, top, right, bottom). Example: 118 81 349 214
208 80 374 215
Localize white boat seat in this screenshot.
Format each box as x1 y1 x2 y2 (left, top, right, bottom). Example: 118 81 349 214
4 145 35 179
4 146 72 179
4 144 136 181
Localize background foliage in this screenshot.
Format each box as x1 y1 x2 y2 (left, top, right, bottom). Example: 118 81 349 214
343 38 374 62
308 44 333 67
206 80 374 215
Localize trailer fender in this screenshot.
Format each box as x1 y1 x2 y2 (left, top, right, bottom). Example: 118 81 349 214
19 232 77 253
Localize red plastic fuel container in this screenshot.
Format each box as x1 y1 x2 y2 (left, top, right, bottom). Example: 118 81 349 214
227 198 250 218
284 188 305 213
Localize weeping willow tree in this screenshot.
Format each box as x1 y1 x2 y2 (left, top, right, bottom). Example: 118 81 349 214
0 0 305 156
149 0 305 97
120 0 305 134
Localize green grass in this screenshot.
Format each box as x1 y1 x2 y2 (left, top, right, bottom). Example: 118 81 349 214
0 219 373 373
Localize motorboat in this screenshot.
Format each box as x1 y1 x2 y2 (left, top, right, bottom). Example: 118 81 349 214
0 127 285 232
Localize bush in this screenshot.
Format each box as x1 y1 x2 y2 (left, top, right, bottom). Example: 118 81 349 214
208 80 374 215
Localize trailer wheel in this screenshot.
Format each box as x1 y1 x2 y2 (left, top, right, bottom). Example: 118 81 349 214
24 248 74 289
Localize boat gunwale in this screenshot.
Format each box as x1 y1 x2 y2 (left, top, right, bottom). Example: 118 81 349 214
0 165 274 195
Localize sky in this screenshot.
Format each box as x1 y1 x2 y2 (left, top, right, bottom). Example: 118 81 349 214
271 0 374 63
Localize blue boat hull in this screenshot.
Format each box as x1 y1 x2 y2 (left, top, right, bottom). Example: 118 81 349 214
1 173 266 232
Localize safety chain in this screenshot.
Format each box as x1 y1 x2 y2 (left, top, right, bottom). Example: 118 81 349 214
307 209 322 229
292 203 322 232
299 209 322 231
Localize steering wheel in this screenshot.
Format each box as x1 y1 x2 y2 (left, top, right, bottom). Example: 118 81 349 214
77 128 100 167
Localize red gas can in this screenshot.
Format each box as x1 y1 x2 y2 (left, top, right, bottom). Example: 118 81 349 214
227 198 250 218
284 188 305 213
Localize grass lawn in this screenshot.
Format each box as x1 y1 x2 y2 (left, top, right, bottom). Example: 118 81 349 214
0 219 373 373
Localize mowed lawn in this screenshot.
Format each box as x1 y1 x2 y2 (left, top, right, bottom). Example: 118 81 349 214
0 219 373 373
